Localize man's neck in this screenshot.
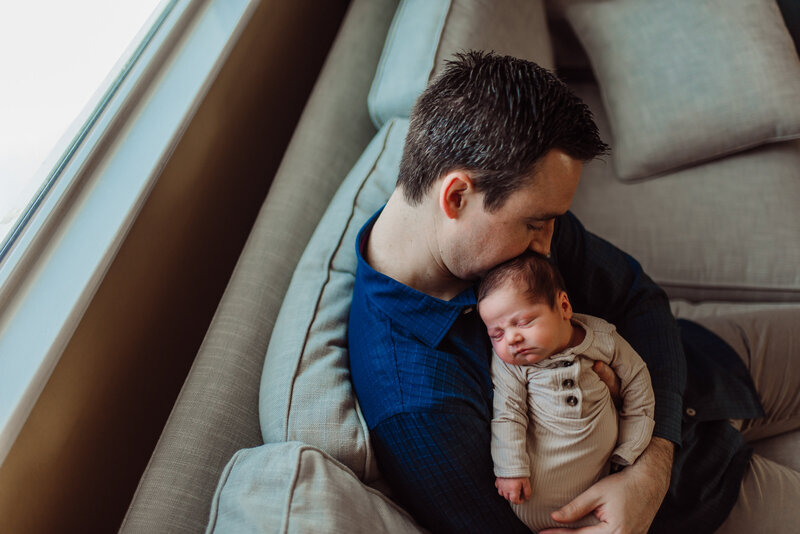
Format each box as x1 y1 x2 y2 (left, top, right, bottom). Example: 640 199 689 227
366 192 471 301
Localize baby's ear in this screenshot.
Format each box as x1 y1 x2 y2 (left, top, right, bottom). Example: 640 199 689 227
558 290 572 319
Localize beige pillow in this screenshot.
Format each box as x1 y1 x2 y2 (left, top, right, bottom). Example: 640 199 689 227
258 119 408 481
206 442 424 533
566 0 800 181
369 0 554 127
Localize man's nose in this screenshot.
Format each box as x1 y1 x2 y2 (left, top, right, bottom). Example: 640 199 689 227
529 222 555 257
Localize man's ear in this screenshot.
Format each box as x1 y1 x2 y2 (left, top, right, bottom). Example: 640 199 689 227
438 171 473 220
558 291 573 320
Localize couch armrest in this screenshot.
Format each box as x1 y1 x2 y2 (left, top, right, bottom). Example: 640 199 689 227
120 1 398 532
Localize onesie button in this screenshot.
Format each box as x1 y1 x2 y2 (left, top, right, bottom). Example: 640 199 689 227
566 396 578 406
562 379 575 388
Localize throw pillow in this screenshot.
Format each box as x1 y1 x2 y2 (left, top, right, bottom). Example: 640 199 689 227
368 0 554 128
258 119 408 481
206 442 424 533
566 0 800 180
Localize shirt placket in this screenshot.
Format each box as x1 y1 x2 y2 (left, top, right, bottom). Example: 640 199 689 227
553 359 582 416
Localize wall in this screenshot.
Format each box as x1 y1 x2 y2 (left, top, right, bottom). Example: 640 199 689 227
0 0 349 531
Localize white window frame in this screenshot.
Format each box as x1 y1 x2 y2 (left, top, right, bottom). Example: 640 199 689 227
0 0 259 465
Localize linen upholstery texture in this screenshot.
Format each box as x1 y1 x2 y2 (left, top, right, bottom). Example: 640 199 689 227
368 0 554 128
565 0 800 181
125 0 800 532
259 119 407 482
431 0 554 78
206 442 424 534
119 0 398 531
569 83 800 303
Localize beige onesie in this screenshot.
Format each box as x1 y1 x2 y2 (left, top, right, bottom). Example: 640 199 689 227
491 313 655 531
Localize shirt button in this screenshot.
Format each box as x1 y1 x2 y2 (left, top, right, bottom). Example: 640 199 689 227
566 396 578 406
686 407 697 417
562 361 573 367
562 379 575 388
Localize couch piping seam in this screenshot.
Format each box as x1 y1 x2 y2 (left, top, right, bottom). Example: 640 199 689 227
284 120 398 478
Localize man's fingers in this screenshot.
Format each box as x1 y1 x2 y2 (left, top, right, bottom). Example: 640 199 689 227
550 489 600 524
540 524 607 534
592 361 621 405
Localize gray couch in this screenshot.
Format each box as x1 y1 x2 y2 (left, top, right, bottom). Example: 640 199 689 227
120 1 800 532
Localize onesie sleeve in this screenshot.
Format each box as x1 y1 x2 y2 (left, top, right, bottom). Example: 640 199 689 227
607 331 656 466
490 354 532 479
552 212 685 445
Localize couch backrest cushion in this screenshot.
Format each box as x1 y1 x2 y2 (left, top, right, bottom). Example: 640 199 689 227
206 442 423 534
565 0 800 181
368 0 554 128
570 83 800 302
259 119 409 481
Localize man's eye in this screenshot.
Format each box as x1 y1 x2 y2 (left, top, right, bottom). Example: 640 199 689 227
527 223 544 231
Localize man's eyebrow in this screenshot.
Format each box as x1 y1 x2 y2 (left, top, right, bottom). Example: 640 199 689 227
528 212 563 221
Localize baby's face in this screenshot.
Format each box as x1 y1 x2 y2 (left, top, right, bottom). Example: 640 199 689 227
478 282 573 365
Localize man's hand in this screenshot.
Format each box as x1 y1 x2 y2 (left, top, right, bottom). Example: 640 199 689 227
593 360 621 408
495 476 532 505
541 437 674 534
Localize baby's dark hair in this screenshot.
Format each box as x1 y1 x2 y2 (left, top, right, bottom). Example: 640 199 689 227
477 252 567 309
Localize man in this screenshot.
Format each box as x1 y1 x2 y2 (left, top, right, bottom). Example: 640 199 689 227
348 51 798 533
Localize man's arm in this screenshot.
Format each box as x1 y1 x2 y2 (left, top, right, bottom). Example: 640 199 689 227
370 411 531 534
552 212 686 443
545 437 674 534
547 212 685 532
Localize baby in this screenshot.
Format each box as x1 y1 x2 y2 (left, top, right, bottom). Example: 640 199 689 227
477 252 655 531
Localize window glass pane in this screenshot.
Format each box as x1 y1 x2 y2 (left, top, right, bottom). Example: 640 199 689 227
0 1 165 256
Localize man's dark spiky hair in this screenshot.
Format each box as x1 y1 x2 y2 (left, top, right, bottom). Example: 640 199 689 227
397 50 608 211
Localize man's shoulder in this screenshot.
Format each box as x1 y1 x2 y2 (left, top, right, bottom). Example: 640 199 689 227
349 279 393 344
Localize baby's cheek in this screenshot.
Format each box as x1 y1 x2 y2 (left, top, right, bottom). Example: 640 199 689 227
496 346 514 364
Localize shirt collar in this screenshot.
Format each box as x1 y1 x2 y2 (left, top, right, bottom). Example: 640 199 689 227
355 208 477 348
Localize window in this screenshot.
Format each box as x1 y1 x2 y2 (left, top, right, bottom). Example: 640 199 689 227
0 0 258 464
0 1 166 259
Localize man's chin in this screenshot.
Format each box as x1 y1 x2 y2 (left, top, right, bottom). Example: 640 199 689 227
453 269 484 283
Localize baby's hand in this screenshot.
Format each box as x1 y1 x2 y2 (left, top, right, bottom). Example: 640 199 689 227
495 476 532 504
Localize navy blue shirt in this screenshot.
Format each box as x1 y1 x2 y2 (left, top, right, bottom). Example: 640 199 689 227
349 208 762 533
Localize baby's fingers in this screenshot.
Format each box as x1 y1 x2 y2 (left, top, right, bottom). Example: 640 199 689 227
522 479 532 501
